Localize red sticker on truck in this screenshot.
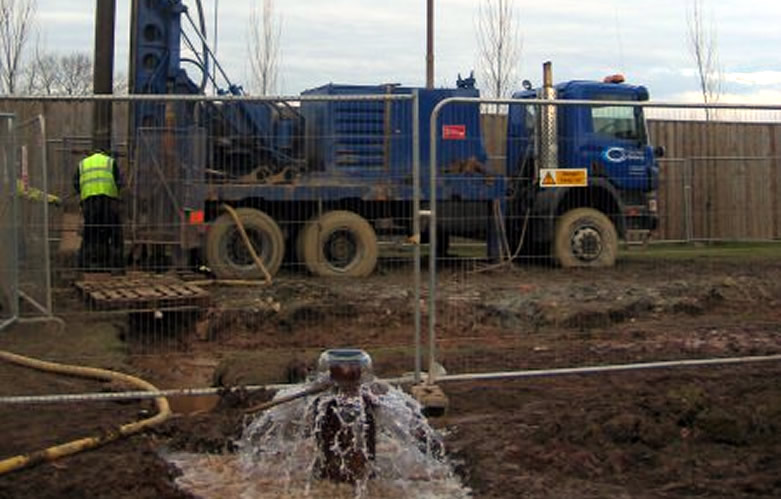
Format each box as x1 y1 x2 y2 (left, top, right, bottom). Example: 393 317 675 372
442 125 466 140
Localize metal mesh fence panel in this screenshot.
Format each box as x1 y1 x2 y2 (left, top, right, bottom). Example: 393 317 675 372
427 98 781 380
16 116 53 317
1 93 781 397
0 94 425 392
0 114 17 331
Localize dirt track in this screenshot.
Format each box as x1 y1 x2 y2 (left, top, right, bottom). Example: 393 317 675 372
1 255 781 498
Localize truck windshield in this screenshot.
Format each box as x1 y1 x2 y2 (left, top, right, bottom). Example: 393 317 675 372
592 105 647 143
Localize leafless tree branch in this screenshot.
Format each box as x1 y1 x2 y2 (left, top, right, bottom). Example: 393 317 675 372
30 36 57 94
476 0 523 102
687 0 722 118
0 0 36 94
26 36 93 96
247 0 281 96
57 53 92 96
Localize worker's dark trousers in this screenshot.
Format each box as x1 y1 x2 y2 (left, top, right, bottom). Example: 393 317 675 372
80 195 123 271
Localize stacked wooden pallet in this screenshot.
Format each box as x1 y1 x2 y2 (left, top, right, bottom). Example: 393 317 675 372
75 273 210 311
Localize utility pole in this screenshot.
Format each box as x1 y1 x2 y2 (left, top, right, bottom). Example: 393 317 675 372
426 0 434 88
93 0 116 151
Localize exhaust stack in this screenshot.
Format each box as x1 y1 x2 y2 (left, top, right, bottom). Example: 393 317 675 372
538 61 559 176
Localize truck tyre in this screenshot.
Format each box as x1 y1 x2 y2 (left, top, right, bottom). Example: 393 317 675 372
206 208 285 279
299 211 378 277
553 208 618 268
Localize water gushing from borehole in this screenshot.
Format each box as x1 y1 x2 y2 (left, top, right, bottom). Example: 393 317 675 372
167 349 470 498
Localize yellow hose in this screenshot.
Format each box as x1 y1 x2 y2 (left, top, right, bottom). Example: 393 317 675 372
0 350 171 475
222 204 273 285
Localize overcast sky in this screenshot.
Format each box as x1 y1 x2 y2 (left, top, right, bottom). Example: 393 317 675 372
35 0 781 103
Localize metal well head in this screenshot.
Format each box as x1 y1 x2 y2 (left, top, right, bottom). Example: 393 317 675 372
317 349 374 387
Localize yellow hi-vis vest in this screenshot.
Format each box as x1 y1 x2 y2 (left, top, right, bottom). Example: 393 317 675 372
79 153 118 201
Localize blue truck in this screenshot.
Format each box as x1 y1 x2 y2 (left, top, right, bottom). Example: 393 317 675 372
126 0 660 278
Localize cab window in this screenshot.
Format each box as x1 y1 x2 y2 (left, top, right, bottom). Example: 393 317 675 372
592 105 645 142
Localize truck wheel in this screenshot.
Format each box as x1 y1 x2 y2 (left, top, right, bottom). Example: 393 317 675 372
206 208 284 279
553 208 618 268
299 211 378 277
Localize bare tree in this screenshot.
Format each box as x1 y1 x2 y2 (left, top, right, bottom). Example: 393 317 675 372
30 38 58 95
0 0 36 94
57 53 92 96
476 0 522 102
27 46 92 96
19 34 38 93
247 0 281 96
687 0 721 116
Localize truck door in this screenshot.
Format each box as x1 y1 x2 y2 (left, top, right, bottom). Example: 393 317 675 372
586 104 654 191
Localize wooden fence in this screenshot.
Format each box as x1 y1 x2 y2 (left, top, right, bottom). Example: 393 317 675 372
648 120 781 241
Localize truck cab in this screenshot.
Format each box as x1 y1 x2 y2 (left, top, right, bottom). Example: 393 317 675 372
507 72 660 266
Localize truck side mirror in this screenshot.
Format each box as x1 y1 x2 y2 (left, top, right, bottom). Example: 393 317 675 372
654 146 666 158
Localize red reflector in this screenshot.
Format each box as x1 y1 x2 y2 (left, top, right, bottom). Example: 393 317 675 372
443 125 466 140
188 210 205 225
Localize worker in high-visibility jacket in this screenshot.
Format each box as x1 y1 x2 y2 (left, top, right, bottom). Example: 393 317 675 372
73 149 124 271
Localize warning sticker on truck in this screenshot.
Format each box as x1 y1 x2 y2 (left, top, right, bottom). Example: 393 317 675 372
442 125 466 140
540 169 588 188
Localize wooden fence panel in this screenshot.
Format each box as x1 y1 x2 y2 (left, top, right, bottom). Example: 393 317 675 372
648 120 781 241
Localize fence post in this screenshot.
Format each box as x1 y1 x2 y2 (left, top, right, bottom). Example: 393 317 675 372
0 114 18 332
15 115 64 330
40 116 54 313
428 99 441 384
684 158 694 243
412 91 422 383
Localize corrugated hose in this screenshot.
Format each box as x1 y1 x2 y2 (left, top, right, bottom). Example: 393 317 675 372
221 203 273 285
0 350 171 475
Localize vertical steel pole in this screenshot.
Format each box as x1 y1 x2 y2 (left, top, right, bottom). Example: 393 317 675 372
1 115 19 330
412 92 422 383
93 0 116 151
10 116 18 321
426 0 434 89
428 100 440 384
39 116 52 315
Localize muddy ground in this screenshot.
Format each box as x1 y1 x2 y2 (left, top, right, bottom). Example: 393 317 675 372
1 252 781 498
